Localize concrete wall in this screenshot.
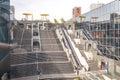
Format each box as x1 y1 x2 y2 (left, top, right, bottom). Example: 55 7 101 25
95 55 115 74
115 61 120 76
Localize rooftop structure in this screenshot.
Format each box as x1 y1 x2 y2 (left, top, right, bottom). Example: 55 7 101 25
90 3 104 10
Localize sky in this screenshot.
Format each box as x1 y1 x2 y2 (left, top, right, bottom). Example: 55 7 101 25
10 0 114 22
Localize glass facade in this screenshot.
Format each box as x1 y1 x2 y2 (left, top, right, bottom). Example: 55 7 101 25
0 0 10 78
82 0 120 59
0 0 10 60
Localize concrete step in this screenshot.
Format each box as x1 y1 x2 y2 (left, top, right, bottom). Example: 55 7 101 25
10 62 74 78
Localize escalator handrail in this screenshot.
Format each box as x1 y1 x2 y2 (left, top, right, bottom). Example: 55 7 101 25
61 27 82 68
82 30 90 40
83 28 94 40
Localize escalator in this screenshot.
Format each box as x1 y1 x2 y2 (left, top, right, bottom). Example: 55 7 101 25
60 27 82 70
82 28 94 40
81 27 116 60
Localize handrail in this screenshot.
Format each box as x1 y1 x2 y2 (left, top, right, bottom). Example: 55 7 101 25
60 27 82 68
83 28 94 40
83 30 91 40
82 28 94 40
81 27 115 59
